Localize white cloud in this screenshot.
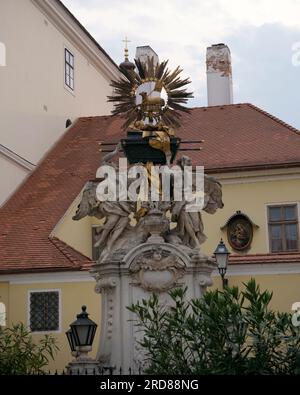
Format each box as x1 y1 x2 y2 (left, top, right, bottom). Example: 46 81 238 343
63 0 300 42
62 0 300 71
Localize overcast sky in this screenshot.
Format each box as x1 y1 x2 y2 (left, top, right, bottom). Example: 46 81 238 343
63 0 300 129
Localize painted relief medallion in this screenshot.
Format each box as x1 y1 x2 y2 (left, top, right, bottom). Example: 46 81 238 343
227 215 253 251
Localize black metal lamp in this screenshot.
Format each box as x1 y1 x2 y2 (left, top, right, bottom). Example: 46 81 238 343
214 239 230 288
66 328 76 353
70 305 97 348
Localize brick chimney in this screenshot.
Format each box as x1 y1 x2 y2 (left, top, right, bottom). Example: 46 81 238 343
206 43 233 106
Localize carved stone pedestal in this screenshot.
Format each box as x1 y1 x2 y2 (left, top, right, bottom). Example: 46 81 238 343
91 242 216 373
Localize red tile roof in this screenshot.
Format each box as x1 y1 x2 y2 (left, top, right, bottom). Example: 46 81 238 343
180 103 300 171
0 103 300 273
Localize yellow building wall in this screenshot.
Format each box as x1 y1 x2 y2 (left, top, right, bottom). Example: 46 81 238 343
201 177 300 256
53 196 105 260
211 273 300 312
53 196 93 259
6 281 100 373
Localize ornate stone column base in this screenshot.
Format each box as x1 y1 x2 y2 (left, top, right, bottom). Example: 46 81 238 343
91 243 216 372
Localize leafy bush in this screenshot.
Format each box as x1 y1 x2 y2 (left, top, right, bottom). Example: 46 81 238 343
129 279 300 375
0 323 58 375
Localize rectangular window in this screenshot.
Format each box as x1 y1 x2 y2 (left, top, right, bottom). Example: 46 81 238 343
65 48 74 91
29 291 60 332
92 227 100 261
268 205 299 253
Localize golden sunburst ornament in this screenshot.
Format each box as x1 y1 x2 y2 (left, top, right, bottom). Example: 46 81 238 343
108 57 194 129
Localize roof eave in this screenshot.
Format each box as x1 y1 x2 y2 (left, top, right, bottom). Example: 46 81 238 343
205 161 300 174
0 266 91 275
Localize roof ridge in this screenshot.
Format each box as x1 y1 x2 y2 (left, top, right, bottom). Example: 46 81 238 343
78 114 113 121
49 236 91 266
77 103 251 121
246 103 300 136
186 103 248 111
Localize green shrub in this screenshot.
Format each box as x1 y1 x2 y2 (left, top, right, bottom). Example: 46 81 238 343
0 323 58 375
129 279 300 375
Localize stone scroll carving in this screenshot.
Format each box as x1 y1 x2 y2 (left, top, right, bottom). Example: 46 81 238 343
129 247 186 292
94 275 117 294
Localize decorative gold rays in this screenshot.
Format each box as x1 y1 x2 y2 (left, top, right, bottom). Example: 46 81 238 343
107 57 194 129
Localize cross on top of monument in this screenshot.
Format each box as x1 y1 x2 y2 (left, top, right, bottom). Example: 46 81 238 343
122 36 131 59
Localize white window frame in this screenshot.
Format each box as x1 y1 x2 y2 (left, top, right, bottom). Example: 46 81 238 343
27 289 62 334
265 201 300 253
64 46 75 94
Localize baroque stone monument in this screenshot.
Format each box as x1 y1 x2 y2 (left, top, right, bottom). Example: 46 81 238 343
73 53 223 372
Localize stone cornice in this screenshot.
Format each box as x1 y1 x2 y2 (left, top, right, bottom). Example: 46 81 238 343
210 166 300 184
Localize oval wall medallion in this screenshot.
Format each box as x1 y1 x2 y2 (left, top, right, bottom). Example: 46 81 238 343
227 216 253 251
221 211 259 252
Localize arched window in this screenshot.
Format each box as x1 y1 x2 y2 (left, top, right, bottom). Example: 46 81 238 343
0 302 6 326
